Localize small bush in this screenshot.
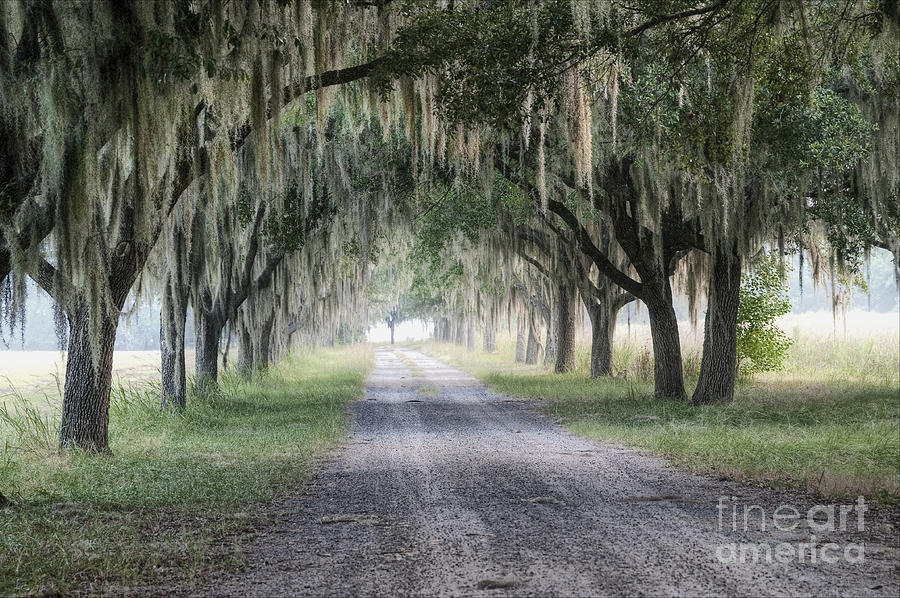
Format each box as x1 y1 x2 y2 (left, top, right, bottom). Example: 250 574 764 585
737 254 793 374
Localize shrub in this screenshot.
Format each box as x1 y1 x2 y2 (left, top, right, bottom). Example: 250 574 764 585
737 253 793 374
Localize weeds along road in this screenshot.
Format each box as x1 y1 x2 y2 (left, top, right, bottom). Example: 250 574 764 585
199 346 899 597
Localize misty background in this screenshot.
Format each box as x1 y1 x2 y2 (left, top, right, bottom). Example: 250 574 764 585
3 250 898 351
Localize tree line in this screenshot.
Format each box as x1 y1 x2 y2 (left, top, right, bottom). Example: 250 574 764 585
0 1 896 459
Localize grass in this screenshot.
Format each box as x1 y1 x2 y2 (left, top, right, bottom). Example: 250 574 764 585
0 350 175 407
0 345 372 596
394 349 426 377
417 385 439 397
412 314 900 505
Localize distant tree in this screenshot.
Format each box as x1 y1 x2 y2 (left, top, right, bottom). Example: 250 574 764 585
368 250 414 345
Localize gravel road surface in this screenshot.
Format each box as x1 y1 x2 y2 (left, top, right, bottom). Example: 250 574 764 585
199 346 899 597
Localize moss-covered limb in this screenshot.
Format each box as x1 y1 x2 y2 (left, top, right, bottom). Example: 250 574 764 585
25 257 74 314
234 202 269 304
493 151 646 303
546 198 644 298
1 0 404 359
0 193 57 298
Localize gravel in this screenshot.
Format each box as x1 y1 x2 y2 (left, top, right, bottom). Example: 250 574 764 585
196 346 899 597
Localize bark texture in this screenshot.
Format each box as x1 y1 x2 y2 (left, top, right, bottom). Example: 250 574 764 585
643 280 687 400
588 303 615 377
555 280 578 373
238 322 254 375
454 317 465 345
255 312 275 370
483 304 497 353
585 290 635 378
692 251 742 404
483 321 497 353
59 303 117 452
160 277 188 410
525 323 541 364
195 309 224 394
160 311 187 410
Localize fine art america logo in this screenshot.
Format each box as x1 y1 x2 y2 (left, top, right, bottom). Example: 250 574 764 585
715 496 868 564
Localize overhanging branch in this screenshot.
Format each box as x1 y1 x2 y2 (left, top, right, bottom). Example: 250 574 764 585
548 199 643 298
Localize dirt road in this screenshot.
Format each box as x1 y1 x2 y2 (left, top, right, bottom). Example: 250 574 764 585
200 346 899 597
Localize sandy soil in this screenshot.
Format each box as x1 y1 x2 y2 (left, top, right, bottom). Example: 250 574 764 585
194 346 899 597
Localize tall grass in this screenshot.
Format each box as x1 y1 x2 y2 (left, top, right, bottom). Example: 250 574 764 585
0 345 372 596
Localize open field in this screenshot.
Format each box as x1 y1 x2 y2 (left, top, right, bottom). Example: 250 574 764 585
0 345 372 596
413 311 900 503
0 350 178 407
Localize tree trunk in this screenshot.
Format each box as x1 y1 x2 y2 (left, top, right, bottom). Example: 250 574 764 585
515 315 527 363
466 319 475 351
389 318 395 345
221 324 232 371
543 288 556 367
544 329 557 367
238 322 254 376
440 317 450 342
160 283 188 410
59 302 117 452
644 280 687 400
591 300 621 377
692 251 742 404
160 221 189 410
555 280 577 373
454 317 465 345
255 313 275 370
483 325 496 353
483 306 497 353
433 320 438 340
195 310 223 394
525 323 541 364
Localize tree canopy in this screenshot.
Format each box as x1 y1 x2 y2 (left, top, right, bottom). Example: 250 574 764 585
0 0 896 451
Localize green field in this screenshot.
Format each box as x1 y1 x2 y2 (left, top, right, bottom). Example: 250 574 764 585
415 312 900 504
0 345 372 596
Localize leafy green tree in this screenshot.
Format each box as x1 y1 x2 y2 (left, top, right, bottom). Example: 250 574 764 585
736 255 793 375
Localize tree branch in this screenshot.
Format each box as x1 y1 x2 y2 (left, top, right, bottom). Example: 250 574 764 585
624 1 729 39
518 250 551 279
548 199 643 298
27 257 75 314
238 201 269 295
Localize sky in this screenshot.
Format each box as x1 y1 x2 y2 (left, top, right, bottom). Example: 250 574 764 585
367 320 432 343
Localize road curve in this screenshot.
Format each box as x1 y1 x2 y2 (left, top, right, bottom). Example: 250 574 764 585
199 346 899 597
